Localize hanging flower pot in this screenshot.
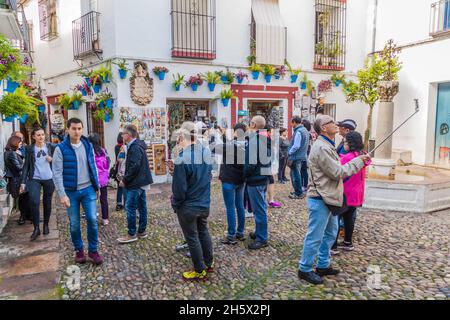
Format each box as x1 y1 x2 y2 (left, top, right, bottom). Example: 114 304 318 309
84 77 91 86
208 83 216 92
19 114 28 124
174 84 181 91
5 80 19 93
334 80 342 87
251 71 260 80
104 113 111 123
102 74 111 83
158 72 166 81
153 66 169 81
38 105 46 113
93 84 102 94
191 84 199 92
119 69 128 79
80 88 87 96
237 78 243 84
221 98 230 107
71 101 81 110
300 82 307 90
3 115 16 122
106 99 114 109
220 75 228 84
290 75 299 83
264 75 272 83
274 74 281 80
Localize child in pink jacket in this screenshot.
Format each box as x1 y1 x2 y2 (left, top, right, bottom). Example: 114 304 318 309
333 131 370 252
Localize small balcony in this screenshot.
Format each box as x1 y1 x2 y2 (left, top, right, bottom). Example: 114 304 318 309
72 11 102 60
430 0 450 36
0 0 23 41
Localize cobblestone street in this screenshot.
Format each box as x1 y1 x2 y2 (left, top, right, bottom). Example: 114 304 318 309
57 180 450 300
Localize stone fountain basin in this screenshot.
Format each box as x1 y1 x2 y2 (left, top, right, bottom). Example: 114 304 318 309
364 165 450 213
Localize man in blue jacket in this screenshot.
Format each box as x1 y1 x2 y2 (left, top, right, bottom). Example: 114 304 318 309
288 116 310 199
53 118 103 265
172 121 214 281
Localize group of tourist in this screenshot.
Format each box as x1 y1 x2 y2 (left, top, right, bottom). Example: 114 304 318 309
2 110 371 284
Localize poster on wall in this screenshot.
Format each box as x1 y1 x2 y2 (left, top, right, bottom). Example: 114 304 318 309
119 107 166 144
152 144 167 176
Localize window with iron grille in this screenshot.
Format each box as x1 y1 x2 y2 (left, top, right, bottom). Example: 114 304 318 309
323 103 336 120
39 0 58 41
430 0 450 36
314 0 346 71
72 11 102 60
171 0 216 60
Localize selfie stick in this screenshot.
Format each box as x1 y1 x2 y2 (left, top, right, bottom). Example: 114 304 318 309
368 99 420 155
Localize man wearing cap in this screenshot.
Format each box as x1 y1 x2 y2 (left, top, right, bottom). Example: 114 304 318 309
336 119 357 155
298 115 370 285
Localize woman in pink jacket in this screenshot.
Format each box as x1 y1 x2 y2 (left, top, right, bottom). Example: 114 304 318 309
332 131 370 252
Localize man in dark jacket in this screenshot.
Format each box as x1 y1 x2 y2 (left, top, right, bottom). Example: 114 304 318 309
244 116 271 250
172 121 213 281
117 125 154 244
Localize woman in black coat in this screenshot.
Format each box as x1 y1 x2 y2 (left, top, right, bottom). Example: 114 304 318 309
4 136 29 225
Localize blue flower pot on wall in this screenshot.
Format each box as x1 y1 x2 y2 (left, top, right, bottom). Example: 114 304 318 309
71 101 80 110
102 75 111 83
19 114 28 124
237 78 243 84
191 84 198 92
222 98 230 107
300 82 307 90
80 88 87 96
220 75 228 84
93 84 102 94
174 84 181 91
84 77 91 86
158 72 166 81
334 80 342 87
119 69 127 79
290 75 299 83
38 105 46 113
3 115 16 122
208 83 216 92
265 75 272 83
104 114 111 123
251 71 260 80
106 99 113 109
6 80 19 93
274 74 281 80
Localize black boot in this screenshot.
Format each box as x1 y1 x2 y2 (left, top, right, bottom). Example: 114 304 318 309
30 228 41 241
17 214 26 225
43 223 50 235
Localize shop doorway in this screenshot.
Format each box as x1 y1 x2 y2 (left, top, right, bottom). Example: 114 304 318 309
86 102 105 147
248 100 284 129
435 83 450 166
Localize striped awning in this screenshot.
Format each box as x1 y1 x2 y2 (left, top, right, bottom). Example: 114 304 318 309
252 0 286 66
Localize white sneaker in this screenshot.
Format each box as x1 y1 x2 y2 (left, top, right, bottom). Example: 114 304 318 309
102 219 109 226
245 211 254 218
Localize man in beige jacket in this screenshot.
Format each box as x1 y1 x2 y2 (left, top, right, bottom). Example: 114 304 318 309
298 115 371 285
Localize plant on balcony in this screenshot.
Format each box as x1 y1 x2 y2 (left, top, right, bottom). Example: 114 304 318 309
75 83 91 96
235 71 248 84
185 74 203 92
96 91 114 109
94 107 114 123
112 59 130 79
153 66 169 81
274 65 287 79
331 73 346 87
318 80 332 94
249 63 263 80
263 65 276 83
285 60 301 83
70 92 86 110
172 73 185 91
201 72 222 92
216 88 237 107
0 88 41 124
0 35 32 92
318 11 331 28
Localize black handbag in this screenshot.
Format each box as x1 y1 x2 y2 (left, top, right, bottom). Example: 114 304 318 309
309 168 348 216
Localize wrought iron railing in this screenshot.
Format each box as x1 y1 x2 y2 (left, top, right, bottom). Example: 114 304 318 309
430 0 450 36
0 0 17 11
313 0 347 71
39 0 58 41
171 0 217 60
72 11 102 60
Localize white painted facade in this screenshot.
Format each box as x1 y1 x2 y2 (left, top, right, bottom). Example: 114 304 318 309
17 0 383 182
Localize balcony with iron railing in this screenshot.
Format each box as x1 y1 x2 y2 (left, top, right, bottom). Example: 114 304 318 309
72 11 102 60
0 0 23 41
430 0 450 36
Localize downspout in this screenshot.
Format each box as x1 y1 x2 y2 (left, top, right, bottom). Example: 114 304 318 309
371 0 378 53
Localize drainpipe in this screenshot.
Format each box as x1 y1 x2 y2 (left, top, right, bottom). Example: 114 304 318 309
371 0 378 53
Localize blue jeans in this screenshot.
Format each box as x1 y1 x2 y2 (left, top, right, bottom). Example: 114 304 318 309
247 184 268 243
117 186 125 205
222 182 246 238
301 160 308 189
299 198 339 272
290 159 304 196
125 188 148 236
66 186 99 253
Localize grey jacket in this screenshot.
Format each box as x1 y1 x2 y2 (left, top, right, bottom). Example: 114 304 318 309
307 136 365 207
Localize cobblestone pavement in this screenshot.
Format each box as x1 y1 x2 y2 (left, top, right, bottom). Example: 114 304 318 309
57 180 450 300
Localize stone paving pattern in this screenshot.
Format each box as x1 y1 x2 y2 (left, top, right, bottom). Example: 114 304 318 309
55 180 450 300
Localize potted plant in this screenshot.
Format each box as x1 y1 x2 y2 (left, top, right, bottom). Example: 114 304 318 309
315 42 327 66
263 65 276 83
331 73 346 87
300 73 309 90
306 80 316 96
75 83 91 96
93 107 114 123
96 91 114 109
285 60 301 83
94 62 113 84
112 59 130 79
0 88 41 123
172 73 185 91
318 80 332 94
274 65 287 80
153 66 169 81
235 71 248 84
78 69 94 85
249 63 263 80
216 88 237 107
70 92 86 110
202 71 222 92
90 74 103 93
0 35 31 93
58 93 72 110
185 74 203 92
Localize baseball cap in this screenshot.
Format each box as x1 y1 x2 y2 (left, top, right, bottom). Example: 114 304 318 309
337 119 357 130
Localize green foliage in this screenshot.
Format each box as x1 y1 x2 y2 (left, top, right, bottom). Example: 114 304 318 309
248 63 263 72
306 80 316 95
263 64 276 76
172 73 185 89
217 88 238 100
112 59 129 71
70 91 86 104
0 35 32 81
331 73 346 84
58 93 72 110
202 71 222 84
92 61 112 81
77 68 93 78
95 91 113 107
0 88 40 123
301 73 309 83
284 60 301 75
379 39 402 81
93 107 113 122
